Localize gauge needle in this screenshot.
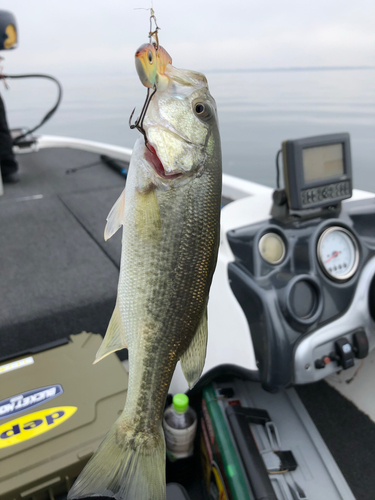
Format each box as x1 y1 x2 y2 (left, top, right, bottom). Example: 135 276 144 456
325 251 341 263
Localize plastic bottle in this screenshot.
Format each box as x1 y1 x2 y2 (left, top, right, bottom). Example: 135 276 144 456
163 393 197 461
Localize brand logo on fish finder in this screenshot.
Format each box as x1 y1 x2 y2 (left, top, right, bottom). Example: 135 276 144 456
0 406 77 448
0 385 63 420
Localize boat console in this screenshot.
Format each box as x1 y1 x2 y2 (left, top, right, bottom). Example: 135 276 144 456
228 196 375 390
226 133 375 391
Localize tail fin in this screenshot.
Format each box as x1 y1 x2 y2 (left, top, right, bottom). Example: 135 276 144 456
68 417 166 500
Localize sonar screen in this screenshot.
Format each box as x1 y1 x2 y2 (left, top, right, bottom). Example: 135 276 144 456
282 133 352 211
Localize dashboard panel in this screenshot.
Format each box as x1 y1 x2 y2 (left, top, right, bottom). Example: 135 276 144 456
227 197 375 391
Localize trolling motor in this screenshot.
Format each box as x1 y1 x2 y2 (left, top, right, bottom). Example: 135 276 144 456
0 9 62 148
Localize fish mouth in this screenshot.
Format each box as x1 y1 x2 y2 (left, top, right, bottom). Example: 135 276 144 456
144 143 182 180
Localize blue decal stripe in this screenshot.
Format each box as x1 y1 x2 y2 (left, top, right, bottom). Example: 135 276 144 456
0 385 64 420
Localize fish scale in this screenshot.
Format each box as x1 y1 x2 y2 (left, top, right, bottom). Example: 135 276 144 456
122 165 220 424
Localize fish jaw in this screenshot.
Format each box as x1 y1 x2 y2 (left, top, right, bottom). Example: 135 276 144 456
144 143 182 180
129 136 184 191
146 125 207 176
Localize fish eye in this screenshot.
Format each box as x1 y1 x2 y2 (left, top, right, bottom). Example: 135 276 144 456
195 103 205 114
148 50 153 64
193 101 212 121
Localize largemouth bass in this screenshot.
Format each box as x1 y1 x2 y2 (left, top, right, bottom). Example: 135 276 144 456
68 48 222 500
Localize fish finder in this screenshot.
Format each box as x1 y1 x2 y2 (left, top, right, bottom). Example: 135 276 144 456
280 133 352 212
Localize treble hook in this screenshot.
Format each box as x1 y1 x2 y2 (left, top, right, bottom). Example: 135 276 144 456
129 88 150 129
129 86 157 148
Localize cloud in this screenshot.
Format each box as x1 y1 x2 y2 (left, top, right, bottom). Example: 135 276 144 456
0 0 374 76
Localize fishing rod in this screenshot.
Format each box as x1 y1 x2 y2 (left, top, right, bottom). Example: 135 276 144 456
1 73 63 144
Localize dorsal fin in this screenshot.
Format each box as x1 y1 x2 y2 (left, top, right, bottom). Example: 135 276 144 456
104 188 126 241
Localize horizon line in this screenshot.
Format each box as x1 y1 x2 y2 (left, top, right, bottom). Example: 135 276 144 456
204 65 375 73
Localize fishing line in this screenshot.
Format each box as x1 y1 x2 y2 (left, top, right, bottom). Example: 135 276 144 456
1 73 63 144
148 8 160 48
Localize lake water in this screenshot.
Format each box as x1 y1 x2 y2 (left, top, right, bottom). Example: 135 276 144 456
3 68 375 192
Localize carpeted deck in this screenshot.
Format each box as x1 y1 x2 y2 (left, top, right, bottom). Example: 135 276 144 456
0 148 125 359
297 381 375 500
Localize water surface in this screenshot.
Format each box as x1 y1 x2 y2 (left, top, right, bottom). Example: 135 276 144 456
3 68 375 191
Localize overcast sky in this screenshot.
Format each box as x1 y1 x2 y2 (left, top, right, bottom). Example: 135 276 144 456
1 0 375 77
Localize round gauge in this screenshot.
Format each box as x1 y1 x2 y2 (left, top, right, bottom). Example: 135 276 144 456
259 232 285 265
317 227 359 281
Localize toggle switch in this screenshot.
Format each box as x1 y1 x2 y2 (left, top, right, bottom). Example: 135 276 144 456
335 338 355 370
352 330 369 359
314 356 332 369
314 358 325 369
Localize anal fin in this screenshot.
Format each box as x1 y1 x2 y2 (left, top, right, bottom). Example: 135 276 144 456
94 300 127 363
180 306 208 389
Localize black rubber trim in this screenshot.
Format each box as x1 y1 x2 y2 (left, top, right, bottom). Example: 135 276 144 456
187 363 260 397
226 405 277 500
0 337 70 363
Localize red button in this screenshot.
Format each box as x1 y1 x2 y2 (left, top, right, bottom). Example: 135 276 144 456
324 356 331 365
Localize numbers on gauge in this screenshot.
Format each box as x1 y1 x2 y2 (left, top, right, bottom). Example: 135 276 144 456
317 227 359 281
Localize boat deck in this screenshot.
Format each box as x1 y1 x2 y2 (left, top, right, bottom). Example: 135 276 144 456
0 147 125 360
1 146 375 499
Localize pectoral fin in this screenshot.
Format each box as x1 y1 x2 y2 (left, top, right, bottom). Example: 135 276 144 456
180 307 208 389
135 187 161 239
104 188 126 241
94 300 127 363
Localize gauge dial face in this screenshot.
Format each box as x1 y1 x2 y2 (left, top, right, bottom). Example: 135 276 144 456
317 227 359 281
259 232 285 264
